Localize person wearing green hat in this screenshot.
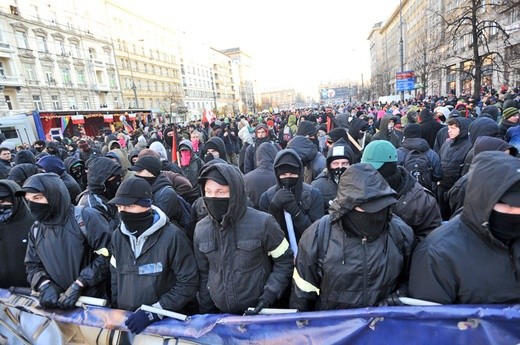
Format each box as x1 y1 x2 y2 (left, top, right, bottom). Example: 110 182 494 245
499 107 519 139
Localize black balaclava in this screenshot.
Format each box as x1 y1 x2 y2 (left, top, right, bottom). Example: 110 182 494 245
28 201 52 222
276 164 299 190
136 175 157 186
203 169 230 223
342 207 390 239
489 181 520 244
104 175 122 199
120 208 154 238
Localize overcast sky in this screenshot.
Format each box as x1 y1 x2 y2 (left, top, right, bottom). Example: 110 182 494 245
120 0 400 94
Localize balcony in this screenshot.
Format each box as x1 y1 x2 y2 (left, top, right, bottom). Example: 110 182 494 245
0 42 14 53
92 83 110 92
90 59 104 68
0 75 24 87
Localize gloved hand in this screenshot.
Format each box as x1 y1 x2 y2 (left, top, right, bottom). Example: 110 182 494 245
243 299 268 316
271 189 299 215
125 309 161 334
379 292 404 306
39 282 61 309
58 282 83 309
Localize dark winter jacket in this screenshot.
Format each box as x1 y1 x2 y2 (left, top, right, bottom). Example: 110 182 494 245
148 174 188 231
397 137 443 183
178 139 203 196
204 136 227 162
384 166 442 242
14 150 36 165
0 180 34 288
259 149 324 242
24 173 111 297
77 157 123 231
286 135 326 184
372 115 401 148
110 206 198 312
244 142 278 209
291 163 414 311
193 163 293 314
64 156 87 191
7 163 39 187
419 109 443 149
438 118 472 188
409 152 520 304
499 119 518 140
218 124 239 154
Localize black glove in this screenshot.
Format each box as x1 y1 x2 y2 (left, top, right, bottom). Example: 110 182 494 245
243 299 268 316
380 292 404 306
125 310 161 334
58 282 83 309
39 282 61 309
271 189 299 215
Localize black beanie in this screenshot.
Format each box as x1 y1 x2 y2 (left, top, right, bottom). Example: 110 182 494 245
276 164 299 176
327 128 347 143
403 123 422 139
204 168 228 186
297 121 317 137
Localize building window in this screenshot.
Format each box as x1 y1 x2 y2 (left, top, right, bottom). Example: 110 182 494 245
71 43 80 58
83 96 90 109
88 48 96 60
23 63 37 80
33 95 43 110
15 31 28 49
61 68 71 85
109 74 116 88
68 96 76 109
77 69 85 85
5 96 12 110
55 39 66 56
36 35 48 53
43 66 55 84
0 62 4 77
51 95 61 110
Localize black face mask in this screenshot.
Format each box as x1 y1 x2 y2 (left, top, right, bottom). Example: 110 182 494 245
70 166 84 181
0 204 14 222
204 197 229 223
136 175 157 186
331 167 347 182
310 137 320 150
489 210 520 244
120 209 154 237
28 201 52 222
280 177 298 190
342 207 389 238
104 175 122 199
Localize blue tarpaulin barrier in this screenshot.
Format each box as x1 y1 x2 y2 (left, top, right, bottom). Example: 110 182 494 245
1 288 520 344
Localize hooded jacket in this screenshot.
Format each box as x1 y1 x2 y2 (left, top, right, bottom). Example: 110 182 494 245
419 109 443 149
194 163 293 314
0 180 34 288
461 117 500 175
204 136 228 162
108 148 135 180
372 115 401 148
286 135 326 184
291 163 414 311
64 156 87 191
77 157 123 231
7 163 39 187
439 118 472 188
243 123 279 173
147 174 188 231
178 139 203 189
244 142 278 209
14 150 36 165
311 139 355 212
410 152 520 304
259 149 324 241
110 206 198 312
24 173 111 297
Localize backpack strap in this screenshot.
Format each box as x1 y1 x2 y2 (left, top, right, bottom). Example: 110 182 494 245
74 205 88 238
316 215 331 279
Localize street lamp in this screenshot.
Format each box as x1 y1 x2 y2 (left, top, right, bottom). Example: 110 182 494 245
399 0 405 101
125 39 143 109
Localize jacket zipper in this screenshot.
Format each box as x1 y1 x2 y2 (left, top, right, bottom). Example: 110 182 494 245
362 237 367 307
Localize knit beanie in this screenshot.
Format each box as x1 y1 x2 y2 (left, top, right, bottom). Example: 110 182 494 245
403 123 422 139
502 107 519 120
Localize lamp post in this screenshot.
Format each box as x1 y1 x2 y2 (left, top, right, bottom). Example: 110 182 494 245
399 0 405 101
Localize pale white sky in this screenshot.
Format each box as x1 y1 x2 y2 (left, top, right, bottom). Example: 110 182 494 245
120 0 399 94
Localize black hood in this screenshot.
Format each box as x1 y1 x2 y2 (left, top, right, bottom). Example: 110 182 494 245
479 105 500 121
128 148 141 165
86 157 123 194
286 135 318 166
64 156 84 174
401 137 431 153
256 142 278 169
419 108 434 122
150 173 173 193
205 136 227 160
21 172 71 224
335 113 350 128
329 163 397 223
377 115 394 136
348 118 369 140
461 151 520 248
15 150 35 165
0 179 31 222
8 163 39 187
468 117 499 145
199 162 247 228
273 149 304 200
451 117 471 143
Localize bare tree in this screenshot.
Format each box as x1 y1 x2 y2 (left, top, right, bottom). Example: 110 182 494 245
435 0 520 98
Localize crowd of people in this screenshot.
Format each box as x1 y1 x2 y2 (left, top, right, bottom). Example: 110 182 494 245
0 86 519 334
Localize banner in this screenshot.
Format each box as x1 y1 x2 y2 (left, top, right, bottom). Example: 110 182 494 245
1 289 519 345
70 115 85 125
60 116 70 132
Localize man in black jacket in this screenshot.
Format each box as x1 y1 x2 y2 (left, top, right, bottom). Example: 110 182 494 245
0 180 34 288
410 152 520 304
290 163 414 311
20 173 111 309
109 177 198 334
194 163 293 315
